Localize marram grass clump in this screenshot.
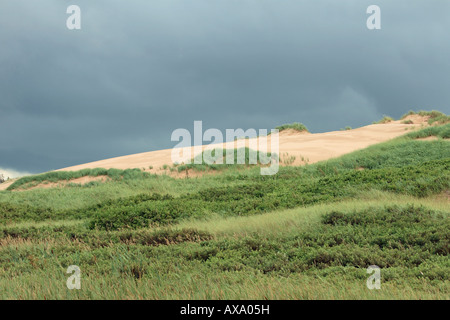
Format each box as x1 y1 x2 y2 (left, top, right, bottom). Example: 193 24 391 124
275 122 309 133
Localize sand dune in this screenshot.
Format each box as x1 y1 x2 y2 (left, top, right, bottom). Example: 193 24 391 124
56 120 422 174
0 118 427 191
0 115 427 190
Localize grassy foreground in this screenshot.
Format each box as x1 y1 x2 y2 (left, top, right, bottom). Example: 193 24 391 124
0 124 449 299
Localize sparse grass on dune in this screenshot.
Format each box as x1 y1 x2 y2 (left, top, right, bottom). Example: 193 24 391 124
176 147 274 173
0 118 449 300
5 121 449 195
373 116 394 124
275 122 309 133
401 110 450 125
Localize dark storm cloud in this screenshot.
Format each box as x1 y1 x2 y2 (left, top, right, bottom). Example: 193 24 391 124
1 0 449 174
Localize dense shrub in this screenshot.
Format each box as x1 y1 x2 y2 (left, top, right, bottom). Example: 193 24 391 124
89 198 209 230
188 205 449 277
0 202 62 222
89 158 450 230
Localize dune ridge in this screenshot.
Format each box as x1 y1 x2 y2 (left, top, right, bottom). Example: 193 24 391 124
57 120 422 173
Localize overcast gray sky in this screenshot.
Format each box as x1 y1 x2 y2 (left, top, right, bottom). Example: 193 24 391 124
1 0 449 176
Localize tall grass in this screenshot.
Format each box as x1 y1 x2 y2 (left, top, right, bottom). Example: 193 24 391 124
0 197 448 300
404 123 450 139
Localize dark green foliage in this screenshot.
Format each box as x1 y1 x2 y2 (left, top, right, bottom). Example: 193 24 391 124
126 228 213 246
0 224 212 248
89 158 449 230
441 126 450 139
184 206 449 278
0 202 63 222
85 193 174 212
89 198 209 230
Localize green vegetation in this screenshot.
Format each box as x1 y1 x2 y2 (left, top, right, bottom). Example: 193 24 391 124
7 168 148 191
176 148 274 173
401 110 450 125
275 122 309 133
404 123 450 139
282 153 296 165
86 158 449 231
0 121 449 299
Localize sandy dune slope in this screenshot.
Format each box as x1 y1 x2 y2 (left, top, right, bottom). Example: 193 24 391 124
0 118 428 191
0 179 16 191
55 121 422 175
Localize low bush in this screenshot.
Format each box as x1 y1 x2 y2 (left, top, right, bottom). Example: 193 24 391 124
275 122 309 133
183 205 449 278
